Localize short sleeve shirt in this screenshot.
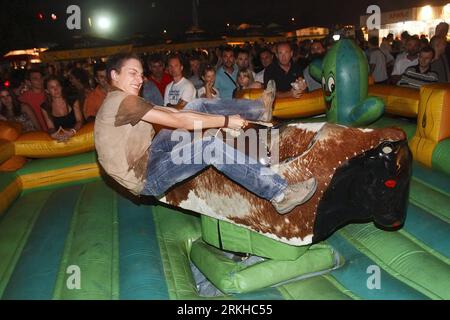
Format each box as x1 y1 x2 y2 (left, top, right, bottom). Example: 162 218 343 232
264 60 303 92
369 49 388 82
163 77 196 106
94 88 155 195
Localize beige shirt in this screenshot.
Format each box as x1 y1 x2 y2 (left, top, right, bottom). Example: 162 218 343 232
94 88 154 195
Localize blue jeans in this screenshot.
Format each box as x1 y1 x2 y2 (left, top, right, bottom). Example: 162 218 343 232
141 98 288 200
183 98 265 119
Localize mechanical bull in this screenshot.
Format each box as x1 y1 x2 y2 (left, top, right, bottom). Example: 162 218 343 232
159 121 412 246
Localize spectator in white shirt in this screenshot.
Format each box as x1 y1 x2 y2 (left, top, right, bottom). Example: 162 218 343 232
380 34 395 72
368 37 388 84
304 40 326 91
390 37 420 84
164 54 196 109
255 48 274 84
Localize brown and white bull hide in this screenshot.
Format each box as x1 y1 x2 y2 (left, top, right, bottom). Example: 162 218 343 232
160 122 406 246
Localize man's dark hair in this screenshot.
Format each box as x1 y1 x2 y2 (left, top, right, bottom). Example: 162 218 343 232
236 48 249 57
25 68 43 80
167 53 184 66
148 53 164 65
407 36 421 45
276 41 293 52
106 53 141 83
259 47 273 57
221 46 234 56
401 31 410 40
93 62 107 77
420 45 435 59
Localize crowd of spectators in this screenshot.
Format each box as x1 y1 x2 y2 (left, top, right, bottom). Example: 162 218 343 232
1 22 449 141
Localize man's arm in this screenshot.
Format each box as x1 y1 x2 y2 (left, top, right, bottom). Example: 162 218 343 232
116 95 245 130
141 107 244 130
276 79 306 99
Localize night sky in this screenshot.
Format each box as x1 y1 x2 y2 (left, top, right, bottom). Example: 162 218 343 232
0 0 448 52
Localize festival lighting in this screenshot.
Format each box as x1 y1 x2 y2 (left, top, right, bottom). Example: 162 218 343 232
419 5 433 21
97 16 112 30
444 4 450 17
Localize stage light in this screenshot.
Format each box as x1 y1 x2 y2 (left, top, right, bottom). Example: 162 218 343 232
51 13 57 20
97 16 112 30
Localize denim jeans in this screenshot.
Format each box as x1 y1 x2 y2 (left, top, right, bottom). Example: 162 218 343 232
141 98 288 200
183 98 265 119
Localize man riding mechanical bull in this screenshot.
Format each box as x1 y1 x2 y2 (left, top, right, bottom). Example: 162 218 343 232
95 49 411 243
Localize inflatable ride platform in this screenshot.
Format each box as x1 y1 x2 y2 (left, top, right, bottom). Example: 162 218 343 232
0 83 449 300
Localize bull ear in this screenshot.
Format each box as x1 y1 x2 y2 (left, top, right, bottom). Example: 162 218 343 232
308 58 323 82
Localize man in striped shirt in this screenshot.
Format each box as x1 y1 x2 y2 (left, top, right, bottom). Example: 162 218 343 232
397 46 438 89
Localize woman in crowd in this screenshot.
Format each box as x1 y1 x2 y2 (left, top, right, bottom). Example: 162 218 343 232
197 65 220 98
233 68 262 98
0 86 41 132
41 76 83 141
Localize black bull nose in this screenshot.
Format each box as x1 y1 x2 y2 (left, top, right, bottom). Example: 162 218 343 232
312 140 412 243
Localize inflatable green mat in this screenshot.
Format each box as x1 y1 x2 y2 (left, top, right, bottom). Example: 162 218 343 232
0 118 448 300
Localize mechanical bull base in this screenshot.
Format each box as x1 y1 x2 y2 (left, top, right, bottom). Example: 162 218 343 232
158 122 412 294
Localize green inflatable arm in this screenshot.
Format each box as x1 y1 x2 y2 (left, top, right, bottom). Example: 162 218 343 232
349 97 385 127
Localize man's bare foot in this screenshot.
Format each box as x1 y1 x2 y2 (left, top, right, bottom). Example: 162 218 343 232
261 80 276 122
